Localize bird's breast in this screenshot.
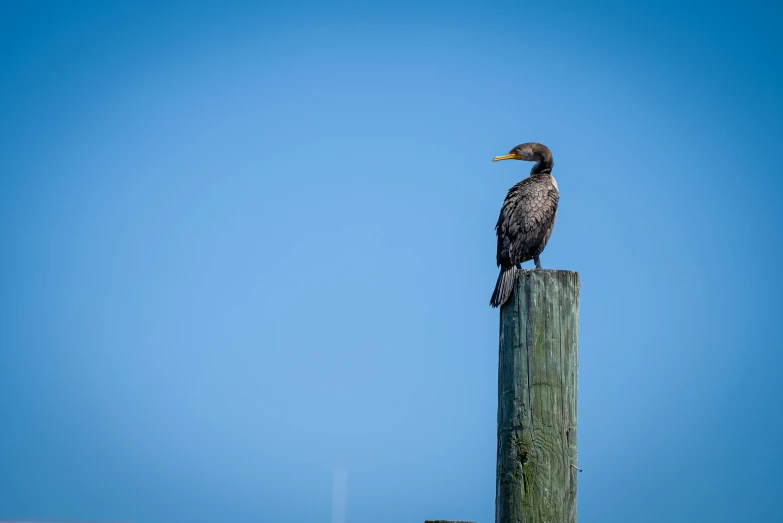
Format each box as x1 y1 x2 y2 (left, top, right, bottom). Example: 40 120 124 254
550 174 559 192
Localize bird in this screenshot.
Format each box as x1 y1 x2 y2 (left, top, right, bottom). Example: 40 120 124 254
489 142 560 308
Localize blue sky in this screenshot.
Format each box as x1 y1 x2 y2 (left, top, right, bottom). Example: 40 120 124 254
1 1 781 522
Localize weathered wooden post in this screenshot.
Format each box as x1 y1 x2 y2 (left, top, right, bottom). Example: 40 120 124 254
496 269 580 523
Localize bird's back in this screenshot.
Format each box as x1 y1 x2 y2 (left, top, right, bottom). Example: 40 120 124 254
495 174 559 267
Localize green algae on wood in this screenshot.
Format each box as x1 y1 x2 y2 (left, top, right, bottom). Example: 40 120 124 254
496 269 580 523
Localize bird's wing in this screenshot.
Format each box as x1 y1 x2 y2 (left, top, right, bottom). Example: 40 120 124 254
496 178 559 266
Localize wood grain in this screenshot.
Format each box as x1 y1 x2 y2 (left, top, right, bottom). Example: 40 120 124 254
496 269 580 523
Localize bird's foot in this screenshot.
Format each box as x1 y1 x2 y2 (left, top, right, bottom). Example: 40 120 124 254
533 255 542 269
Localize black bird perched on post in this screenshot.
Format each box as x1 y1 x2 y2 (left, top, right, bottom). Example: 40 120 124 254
489 142 560 308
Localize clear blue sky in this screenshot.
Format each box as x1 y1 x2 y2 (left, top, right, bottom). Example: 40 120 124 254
1 1 781 522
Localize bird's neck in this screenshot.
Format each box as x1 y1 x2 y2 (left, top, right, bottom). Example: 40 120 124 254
529 151 554 175
530 161 553 175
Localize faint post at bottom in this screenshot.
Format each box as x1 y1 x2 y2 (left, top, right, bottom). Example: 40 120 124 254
332 467 348 523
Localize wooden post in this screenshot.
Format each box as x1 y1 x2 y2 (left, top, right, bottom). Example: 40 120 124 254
496 269 580 523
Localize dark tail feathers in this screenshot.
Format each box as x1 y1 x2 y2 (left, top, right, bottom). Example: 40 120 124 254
490 266 517 308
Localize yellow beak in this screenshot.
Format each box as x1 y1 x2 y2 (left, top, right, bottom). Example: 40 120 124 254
492 153 523 162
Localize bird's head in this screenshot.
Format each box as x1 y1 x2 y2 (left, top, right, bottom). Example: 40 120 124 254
492 142 553 174
492 142 549 163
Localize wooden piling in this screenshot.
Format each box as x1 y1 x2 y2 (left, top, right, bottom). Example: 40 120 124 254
495 269 580 523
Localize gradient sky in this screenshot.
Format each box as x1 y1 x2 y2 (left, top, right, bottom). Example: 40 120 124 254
1 2 781 522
